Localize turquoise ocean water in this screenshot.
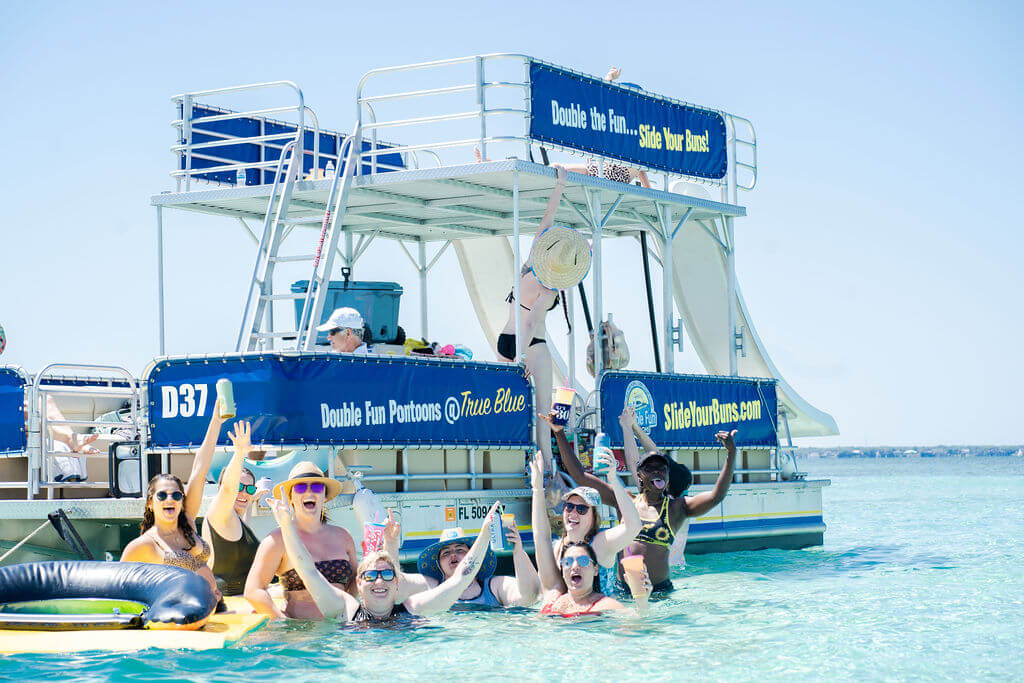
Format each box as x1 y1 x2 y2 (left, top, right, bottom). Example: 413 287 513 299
2 457 1022 681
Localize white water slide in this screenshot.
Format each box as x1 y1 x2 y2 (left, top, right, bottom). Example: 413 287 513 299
453 184 838 440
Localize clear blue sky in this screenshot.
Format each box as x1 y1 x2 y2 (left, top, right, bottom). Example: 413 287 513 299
1 1 1020 447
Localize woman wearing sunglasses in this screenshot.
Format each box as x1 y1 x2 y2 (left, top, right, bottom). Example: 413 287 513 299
531 417 641 593
267 497 502 622
245 461 358 619
200 420 268 597
120 400 230 601
531 455 651 616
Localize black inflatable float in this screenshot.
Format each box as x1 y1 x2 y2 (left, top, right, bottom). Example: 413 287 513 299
0 561 217 631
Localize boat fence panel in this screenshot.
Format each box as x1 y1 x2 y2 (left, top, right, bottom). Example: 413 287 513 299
146 354 534 449
0 368 28 455
597 370 778 449
175 103 405 187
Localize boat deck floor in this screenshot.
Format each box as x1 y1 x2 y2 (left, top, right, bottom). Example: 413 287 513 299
152 159 745 242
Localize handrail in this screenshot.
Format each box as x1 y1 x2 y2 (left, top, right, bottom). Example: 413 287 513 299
32 364 143 497
173 81 305 191
353 54 755 193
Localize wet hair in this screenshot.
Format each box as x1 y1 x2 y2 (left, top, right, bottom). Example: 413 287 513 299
141 474 196 549
358 550 398 577
217 466 256 487
563 495 602 543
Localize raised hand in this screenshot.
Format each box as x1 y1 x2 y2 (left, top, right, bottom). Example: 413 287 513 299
227 420 252 457
268 496 294 528
505 523 523 551
210 398 226 426
383 509 401 546
619 405 636 428
715 429 738 452
537 410 564 433
605 66 621 82
593 446 617 481
529 451 545 491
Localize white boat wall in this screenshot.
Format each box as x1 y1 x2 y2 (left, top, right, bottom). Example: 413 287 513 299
0 54 833 565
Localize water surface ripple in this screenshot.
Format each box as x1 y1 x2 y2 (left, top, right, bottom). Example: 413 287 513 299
2 457 1021 681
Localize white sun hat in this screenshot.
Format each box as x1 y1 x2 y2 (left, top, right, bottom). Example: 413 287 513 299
529 225 592 290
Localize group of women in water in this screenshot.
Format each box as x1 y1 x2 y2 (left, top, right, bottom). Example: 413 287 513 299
119 395 740 624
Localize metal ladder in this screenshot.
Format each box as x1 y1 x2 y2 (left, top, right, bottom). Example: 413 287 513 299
236 127 361 351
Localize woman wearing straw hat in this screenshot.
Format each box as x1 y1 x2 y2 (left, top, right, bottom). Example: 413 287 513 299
244 461 358 619
266 498 503 622
496 165 591 469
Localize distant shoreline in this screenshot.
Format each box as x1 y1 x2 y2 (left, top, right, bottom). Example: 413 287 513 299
797 446 1022 459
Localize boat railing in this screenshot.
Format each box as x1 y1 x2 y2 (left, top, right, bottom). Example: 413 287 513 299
31 364 145 499
170 81 415 192
354 53 758 202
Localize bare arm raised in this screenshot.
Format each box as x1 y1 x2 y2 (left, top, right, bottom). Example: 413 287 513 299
530 452 563 593
185 400 225 520
205 420 251 539
404 501 502 616
678 430 737 519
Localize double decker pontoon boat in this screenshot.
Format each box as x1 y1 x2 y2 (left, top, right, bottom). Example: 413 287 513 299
0 55 837 565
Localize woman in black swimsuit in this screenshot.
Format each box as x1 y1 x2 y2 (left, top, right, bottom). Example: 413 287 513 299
201 420 268 596
496 165 568 468
267 498 503 622
244 461 358 619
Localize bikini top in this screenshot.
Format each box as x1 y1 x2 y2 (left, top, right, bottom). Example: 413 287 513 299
280 559 353 592
540 594 603 617
633 495 676 549
153 532 211 573
505 289 560 312
350 602 410 624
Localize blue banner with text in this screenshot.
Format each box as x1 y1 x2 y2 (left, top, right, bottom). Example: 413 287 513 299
528 61 727 179
0 369 27 453
598 371 778 448
147 355 533 449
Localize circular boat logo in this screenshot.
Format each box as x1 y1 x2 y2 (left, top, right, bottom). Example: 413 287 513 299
624 380 657 433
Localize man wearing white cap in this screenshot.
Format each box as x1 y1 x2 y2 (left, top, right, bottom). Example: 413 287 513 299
316 307 370 355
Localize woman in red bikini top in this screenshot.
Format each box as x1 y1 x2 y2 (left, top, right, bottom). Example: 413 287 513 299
539 542 634 617
244 462 358 620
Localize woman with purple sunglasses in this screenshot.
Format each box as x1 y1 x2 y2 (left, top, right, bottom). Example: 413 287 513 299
244 461 358 619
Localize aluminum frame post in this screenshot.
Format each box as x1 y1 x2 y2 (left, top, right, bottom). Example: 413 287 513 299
418 240 429 339
475 56 487 161
156 206 166 356
512 170 522 360
658 204 675 373
588 189 604 389
725 215 738 376
566 286 576 390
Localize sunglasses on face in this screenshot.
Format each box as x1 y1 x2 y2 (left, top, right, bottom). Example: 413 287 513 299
237 483 257 495
360 569 396 582
154 490 183 502
561 555 593 569
328 328 342 336
293 482 325 495
563 502 591 515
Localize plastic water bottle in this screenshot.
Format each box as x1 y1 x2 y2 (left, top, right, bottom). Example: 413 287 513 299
325 160 335 178
236 167 246 186
592 432 612 474
353 483 387 527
